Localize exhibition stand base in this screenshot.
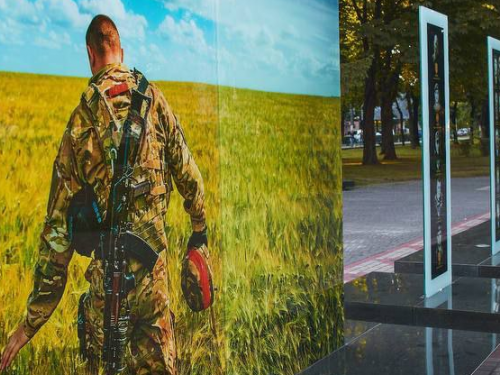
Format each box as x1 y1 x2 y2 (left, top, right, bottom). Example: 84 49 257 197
300 220 500 374
345 272 500 333
300 320 497 375
394 221 500 278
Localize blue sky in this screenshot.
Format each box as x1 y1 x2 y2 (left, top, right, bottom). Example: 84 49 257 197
0 0 340 97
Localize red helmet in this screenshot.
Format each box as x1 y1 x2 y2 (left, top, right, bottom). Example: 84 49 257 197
181 244 214 312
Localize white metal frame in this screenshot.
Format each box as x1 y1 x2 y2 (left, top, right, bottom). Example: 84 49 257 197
488 37 500 255
420 6 452 297
425 287 454 375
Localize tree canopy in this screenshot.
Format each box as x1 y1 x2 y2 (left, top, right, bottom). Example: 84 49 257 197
341 0 500 163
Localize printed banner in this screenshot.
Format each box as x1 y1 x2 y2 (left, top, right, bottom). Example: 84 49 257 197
0 1 343 374
419 6 452 297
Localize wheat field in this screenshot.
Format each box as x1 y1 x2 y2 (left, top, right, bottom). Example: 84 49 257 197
0 71 343 375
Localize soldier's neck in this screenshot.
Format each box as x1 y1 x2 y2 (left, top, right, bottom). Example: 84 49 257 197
90 62 123 84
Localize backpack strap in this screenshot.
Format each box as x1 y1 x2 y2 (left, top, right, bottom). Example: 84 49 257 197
114 70 150 174
81 70 151 175
105 72 151 226
78 70 152 228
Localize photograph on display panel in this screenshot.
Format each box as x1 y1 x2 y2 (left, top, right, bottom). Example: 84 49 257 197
493 49 500 243
0 0 343 374
427 24 448 280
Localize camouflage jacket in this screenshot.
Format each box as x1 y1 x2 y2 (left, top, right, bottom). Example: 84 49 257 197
23 63 206 338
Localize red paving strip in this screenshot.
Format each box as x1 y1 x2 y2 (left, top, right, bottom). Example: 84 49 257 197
344 212 490 284
473 344 500 375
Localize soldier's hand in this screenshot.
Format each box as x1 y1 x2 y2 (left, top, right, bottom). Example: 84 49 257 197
187 227 208 249
0 324 31 372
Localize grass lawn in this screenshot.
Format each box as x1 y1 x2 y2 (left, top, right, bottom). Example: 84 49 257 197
343 142 489 186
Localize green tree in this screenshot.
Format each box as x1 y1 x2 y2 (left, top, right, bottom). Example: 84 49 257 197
342 0 500 162
341 0 382 165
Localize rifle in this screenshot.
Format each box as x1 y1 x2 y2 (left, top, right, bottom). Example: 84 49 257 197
102 74 153 374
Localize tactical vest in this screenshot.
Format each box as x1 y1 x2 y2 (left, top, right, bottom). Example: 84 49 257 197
68 69 172 259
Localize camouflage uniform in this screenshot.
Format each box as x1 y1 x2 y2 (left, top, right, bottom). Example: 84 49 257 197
23 63 206 374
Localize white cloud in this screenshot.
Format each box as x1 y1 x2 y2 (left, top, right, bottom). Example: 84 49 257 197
158 0 339 92
0 0 91 47
0 18 24 45
0 0 152 69
34 30 71 49
158 15 212 56
38 0 91 28
0 0 90 28
219 0 339 94
136 43 168 75
2 0 35 17
0 0 39 24
162 0 215 21
0 0 38 45
79 0 148 40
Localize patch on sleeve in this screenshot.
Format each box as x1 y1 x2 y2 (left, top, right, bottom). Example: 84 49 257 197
107 82 129 98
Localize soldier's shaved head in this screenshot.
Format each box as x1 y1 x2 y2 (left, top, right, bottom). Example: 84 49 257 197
85 15 124 75
86 15 121 57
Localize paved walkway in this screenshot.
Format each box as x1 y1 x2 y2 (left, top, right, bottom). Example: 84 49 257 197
342 175 500 374
344 211 489 283
344 176 490 266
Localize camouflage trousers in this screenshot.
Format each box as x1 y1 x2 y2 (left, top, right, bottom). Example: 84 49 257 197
78 251 176 374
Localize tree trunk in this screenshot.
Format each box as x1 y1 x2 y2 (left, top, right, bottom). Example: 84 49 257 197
480 98 489 156
396 99 405 146
407 91 420 148
357 0 381 165
362 56 379 165
381 96 397 159
379 48 400 160
451 101 458 144
363 47 379 165
469 98 476 145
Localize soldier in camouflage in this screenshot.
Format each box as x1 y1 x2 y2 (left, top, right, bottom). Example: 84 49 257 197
0 14 206 374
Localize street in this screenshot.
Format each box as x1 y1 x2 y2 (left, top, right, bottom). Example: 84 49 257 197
344 176 490 265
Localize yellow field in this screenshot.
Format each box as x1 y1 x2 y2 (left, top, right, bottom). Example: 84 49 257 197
0 71 343 374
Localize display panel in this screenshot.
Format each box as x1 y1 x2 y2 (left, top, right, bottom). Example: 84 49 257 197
494 51 500 242
495 51 500 241
427 24 448 279
488 37 500 255
419 6 452 297
0 1 343 374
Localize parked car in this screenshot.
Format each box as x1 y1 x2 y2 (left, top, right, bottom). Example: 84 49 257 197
375 132 382 146
457 128 470 136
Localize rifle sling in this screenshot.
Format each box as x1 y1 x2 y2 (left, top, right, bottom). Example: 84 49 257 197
101 72 159 269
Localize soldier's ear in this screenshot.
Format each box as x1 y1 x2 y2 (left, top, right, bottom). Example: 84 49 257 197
86 45 95 71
